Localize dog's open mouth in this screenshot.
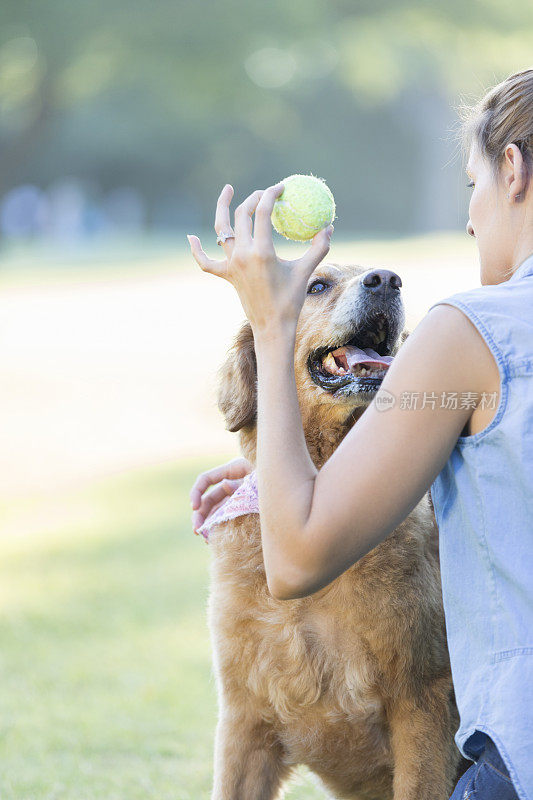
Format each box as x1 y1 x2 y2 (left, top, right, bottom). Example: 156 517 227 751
308 313 394 395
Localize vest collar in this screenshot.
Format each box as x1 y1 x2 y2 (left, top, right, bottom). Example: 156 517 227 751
508 253 533 283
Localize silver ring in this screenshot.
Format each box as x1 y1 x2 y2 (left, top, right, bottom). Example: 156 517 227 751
216 230 235 246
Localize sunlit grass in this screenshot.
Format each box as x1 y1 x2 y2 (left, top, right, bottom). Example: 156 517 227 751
0 459 325 799
0 230 475 289
0 231 478 797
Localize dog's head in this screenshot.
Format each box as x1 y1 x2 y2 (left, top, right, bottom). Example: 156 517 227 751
217 263 407 454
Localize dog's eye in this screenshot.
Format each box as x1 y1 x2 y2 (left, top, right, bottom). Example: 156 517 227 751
307 280 329 295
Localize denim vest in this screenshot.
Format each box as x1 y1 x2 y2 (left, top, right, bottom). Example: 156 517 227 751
428 253 533 800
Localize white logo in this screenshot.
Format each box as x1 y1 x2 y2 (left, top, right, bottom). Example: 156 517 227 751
374 388 396 412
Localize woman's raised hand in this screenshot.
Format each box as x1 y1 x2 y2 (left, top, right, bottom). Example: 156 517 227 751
187 183 333 335
190 456 253 535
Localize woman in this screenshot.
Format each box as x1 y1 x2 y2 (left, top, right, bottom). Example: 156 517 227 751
187 69 532 800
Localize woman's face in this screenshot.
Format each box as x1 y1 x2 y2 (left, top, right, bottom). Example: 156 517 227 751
466 142 513 285
466 140 532 285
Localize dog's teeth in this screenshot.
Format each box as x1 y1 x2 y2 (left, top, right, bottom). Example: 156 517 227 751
322 352 339 374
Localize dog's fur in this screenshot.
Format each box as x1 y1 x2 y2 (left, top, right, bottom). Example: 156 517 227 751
207 263 469 799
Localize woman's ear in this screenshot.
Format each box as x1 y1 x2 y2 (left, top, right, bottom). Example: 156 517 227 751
217 320 257 432
503 141 530 201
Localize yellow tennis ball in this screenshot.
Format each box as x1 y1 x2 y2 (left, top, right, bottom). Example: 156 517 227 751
271 174 336 242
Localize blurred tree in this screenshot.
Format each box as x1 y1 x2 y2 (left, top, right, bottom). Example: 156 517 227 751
0 0 531 234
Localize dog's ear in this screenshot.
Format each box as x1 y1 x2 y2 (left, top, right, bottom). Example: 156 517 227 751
217 320 257 432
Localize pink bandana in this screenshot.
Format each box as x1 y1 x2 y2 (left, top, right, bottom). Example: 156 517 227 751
196 469 259 543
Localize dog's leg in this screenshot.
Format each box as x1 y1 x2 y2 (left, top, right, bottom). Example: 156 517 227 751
211 708 292 800
387 680 460 800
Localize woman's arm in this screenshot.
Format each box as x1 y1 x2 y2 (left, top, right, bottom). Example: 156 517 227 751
188 183 493 601
256 303 492 600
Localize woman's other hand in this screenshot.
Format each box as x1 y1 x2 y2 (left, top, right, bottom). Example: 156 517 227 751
190 456 253 534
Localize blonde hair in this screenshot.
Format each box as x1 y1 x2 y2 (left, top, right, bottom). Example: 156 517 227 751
458 69 533 183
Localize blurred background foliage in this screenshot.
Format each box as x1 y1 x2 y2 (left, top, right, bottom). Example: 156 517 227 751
1 0 532 241
1 3 532 796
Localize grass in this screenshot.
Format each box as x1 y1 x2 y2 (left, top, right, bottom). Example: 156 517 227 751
0 459 325 799
0 232 478 797
0 230 475 290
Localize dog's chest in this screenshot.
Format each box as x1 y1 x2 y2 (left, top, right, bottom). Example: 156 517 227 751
209 563 383 722
208 524 395 785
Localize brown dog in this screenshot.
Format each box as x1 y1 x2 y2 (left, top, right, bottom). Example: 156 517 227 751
206 263 469 799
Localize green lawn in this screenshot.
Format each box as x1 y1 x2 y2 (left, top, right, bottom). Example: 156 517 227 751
0 459 324 799
0 230 474 289
0 231 477 797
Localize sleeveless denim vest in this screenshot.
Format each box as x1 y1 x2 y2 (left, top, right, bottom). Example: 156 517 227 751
428 253 533 800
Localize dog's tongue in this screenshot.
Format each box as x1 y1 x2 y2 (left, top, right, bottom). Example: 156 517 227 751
332 345 394 369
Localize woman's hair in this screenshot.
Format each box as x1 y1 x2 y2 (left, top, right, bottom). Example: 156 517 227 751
457 68 533 183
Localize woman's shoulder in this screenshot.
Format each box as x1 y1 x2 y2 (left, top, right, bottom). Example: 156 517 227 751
408 303 502 401
428 276 532 319
428 279 532 378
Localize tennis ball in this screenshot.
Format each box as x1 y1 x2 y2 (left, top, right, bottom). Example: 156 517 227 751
271 174 336 242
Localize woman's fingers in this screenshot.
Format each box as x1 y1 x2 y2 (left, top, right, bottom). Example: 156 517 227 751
187 234 228 279
191 478 245 533
189 457 252 509
234 189 264 243
253 182 285 247
294 225 333 275
214 184 236 259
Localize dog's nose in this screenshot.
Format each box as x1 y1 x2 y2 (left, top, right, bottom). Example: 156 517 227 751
362 269 402 296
